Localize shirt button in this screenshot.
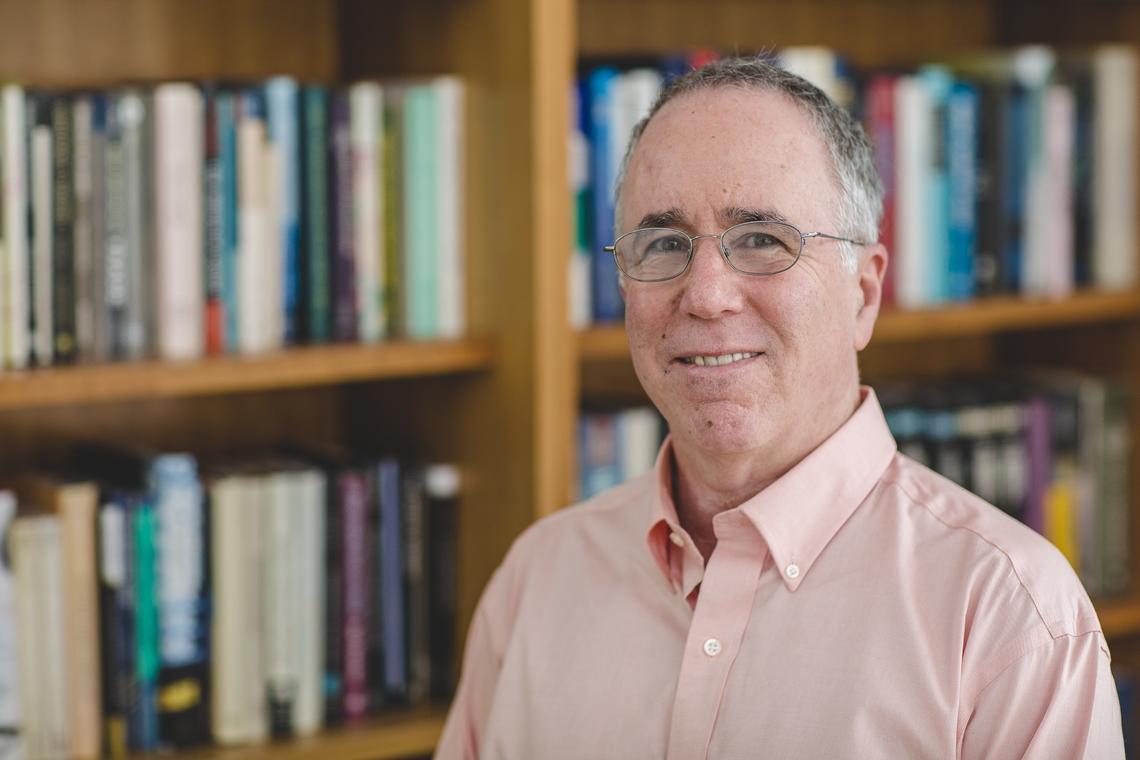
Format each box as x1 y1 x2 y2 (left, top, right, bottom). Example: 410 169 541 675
669 532 685 548
785 563 800 579
703 638 722 657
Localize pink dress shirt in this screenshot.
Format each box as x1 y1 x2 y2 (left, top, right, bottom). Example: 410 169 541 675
437 388 1124 759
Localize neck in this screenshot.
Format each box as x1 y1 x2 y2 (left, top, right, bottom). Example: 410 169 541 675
670 385 862 561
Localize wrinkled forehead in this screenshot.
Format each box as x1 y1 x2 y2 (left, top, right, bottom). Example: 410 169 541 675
620 86 840 232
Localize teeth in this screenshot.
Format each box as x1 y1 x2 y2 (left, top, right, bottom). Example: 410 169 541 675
689 352 758 367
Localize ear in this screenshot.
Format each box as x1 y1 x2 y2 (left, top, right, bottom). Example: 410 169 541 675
853 243 888 351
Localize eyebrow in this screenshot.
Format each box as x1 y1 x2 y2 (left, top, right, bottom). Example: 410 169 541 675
635 206 791 231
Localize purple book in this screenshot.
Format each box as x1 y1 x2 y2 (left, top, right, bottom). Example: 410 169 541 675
330 90 357 342
1022 396 1051 535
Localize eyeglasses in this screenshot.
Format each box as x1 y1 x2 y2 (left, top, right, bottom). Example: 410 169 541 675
604 220 869 282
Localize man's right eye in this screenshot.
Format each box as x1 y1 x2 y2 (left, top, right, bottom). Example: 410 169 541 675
645 234 688 254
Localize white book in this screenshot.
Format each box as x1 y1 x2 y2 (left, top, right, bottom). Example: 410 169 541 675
12 516 69 760
1092 45 1138 290
434 76 466 339
154 84 205 361
1014 46 1057 298
210 475 267 745
779 47 849 107
1042 84 1075 298
263 469 301 736
237 103 271 355
2 86 29 370
893 75 930 309
293 468 326 736
349 82 385 343
30 121 53 367
612 69 662 190
263 143 285 349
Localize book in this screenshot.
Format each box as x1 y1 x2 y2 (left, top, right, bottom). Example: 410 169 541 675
330 90 357 343
1 85 29 369
153 84 205 361
13 474 102 759
349 82 385 343
425 464 460 701
266 77 302 345
51 95 77 364
434 77 466 340
73 94 100 363
403 84 438 338
301 85 331 343
0 492 21 760
203 87 225 356
237 89 272 354
119 89 153 361
376 457 407 703
28 93 54 366
587 67 623 322
97 492 136 760
1091 45 1138 290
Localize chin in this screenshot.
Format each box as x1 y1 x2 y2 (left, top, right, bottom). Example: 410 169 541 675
673 401 772 455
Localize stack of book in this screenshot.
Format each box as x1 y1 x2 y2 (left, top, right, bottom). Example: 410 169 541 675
578 405 664 500
880 373 1131 598
572 45 1138 324
0 75 466 370
0 445 461 758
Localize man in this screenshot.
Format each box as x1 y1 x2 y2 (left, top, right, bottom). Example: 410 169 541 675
437 57 1124 759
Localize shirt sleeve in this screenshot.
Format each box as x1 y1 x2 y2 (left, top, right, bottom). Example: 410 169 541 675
435 601 500 760
959 631 1124 760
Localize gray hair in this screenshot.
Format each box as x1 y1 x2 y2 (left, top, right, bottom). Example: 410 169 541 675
614 56 883 272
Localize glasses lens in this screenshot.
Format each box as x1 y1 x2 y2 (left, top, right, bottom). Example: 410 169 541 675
614 228 692 281
722 221 802 274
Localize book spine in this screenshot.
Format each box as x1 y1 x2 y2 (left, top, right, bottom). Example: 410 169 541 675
1043 85 1075 298
150 455 209 748
866 75 896 309
294 470 326 736
265 472 299 738
402 466 430 705
349 82 385 343
73 96 98 362
1 86 29 369
29 94 54 366
919 66 951 304
323 469 345 725
893 75 928 309
266 77 302 345
434 77 465 339
217 93 241 354
569 80 592 328
301 86 331 343
330 91 357 342
945 80 978 302
973 81 1004 297
154 85 205 361
103 93 130 360
1000 84 1027 293
131 503 159 752
98 498 131 760
341 470 370 720
382 87 405 337
587 67 622 322
0 493 20 754
204 91 225 355
51 95 77 364
237 90 270 355
425 464 460 701
1091 46 1138 289
404 85 438 338
121 90 152 361
377 458 407 700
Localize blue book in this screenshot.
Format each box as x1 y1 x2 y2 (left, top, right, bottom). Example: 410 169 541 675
266 77 302 345
918 66 952 304
578 412 623 499
946 80 979 302
377 458 407 699
217 92 240 353
588 67 623 323
148 454 208 747
1001 83 1028 293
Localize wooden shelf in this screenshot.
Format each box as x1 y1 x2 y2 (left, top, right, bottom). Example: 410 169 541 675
136 708 445 760
1097 596 1140 641
0 339 494 411
579 290 1140 361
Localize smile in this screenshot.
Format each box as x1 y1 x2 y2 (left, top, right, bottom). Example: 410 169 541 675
679 352 760 367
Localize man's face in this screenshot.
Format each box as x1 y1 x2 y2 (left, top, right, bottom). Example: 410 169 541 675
620 86 883 463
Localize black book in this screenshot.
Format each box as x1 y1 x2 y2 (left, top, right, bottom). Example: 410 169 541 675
51 95 77 364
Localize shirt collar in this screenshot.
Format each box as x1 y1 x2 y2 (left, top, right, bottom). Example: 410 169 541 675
644 386 898 592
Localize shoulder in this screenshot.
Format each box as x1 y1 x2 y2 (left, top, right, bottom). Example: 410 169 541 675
878 453 1100 642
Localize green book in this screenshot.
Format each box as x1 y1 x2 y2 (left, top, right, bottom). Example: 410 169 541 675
303 85 331 343
403 85 438 338
133 503 159 749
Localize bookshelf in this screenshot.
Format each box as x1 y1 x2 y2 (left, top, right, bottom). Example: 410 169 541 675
7 0 1140 758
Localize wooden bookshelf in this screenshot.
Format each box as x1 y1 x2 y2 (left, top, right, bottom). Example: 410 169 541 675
1099 596 1140 642
578 290 1140 362
134 709 446 760
0 339 495 411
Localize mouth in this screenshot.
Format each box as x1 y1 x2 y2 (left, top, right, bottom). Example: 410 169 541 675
676 351 762 367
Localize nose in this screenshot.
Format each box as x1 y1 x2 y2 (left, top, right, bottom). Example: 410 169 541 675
677 234 744 319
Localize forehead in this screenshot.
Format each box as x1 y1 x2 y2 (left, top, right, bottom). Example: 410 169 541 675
621 86 838 230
